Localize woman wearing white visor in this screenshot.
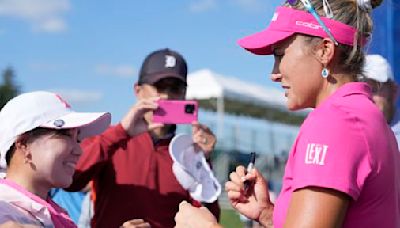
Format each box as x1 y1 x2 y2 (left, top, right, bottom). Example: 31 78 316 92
0 91 111 228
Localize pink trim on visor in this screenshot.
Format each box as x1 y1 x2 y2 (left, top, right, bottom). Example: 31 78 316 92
238 7 358 55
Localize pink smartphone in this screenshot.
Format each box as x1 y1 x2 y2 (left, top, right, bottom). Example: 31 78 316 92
153 100 198 124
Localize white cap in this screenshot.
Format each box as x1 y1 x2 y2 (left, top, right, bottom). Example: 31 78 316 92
364 54 394 83
169 134 221 203
0 91 111 169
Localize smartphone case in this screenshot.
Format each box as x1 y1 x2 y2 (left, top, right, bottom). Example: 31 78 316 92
153 100 198 124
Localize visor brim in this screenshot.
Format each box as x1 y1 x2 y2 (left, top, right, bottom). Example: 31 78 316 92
40 111 111 140
238 29 295 55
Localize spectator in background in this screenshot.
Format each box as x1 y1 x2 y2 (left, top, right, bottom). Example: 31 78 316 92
67 48 220 228
363 54 400 147
0 91 110 227
50 185 93 228
175 0 400 227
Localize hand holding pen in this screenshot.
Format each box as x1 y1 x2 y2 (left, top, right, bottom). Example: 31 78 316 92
225 155 274 224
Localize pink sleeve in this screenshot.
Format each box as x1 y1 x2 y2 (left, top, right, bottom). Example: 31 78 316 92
291 107 372 200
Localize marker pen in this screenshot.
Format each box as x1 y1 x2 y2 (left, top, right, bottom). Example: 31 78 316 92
243 152 256 193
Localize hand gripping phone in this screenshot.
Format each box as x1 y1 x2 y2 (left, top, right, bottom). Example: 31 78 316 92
153 100 198 124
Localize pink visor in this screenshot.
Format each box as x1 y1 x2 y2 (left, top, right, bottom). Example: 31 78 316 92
238 7 358 55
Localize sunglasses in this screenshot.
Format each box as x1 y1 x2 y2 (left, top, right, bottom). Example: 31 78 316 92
152 78 187 95
287 0 338 45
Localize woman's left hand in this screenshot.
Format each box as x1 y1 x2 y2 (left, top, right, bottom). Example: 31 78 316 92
192 122 216 158
175 201 220 228
120 219 151 228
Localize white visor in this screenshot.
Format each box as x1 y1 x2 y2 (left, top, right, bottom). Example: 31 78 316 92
169 134 221 203
0 91 111 170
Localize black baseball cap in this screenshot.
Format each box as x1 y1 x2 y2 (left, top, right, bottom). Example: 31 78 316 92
138 48 187 85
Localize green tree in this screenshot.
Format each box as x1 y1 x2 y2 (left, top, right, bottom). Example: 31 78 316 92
0 67 20 110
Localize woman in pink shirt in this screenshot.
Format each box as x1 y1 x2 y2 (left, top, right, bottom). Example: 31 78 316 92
0 91 111 228
175 0 400 227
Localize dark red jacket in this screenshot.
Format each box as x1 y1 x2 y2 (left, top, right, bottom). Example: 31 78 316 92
67 124 220 228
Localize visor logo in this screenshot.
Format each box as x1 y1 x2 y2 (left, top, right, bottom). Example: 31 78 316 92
296 21 322 30
53 119 65 128
271 12 278 22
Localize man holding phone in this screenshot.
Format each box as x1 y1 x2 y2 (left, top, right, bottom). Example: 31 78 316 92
66 48 220 228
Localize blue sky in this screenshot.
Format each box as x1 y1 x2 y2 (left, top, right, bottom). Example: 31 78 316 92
0 0 283 122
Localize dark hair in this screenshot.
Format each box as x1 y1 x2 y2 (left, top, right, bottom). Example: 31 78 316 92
285 0 383 76
5 127 72 166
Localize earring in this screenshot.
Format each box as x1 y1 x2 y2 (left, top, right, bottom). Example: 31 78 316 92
321 68 330 78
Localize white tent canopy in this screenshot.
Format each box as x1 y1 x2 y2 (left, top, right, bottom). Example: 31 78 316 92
186 69 294 139
186 69 287 109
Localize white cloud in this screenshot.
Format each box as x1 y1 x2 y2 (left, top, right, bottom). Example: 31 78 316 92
36 17 66 32
95 64 136 78
189 0 217 13
0 0 70 32
50 89 103 104
231 0 269 13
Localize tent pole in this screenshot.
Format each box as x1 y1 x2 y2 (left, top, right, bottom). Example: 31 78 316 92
217 96 224 147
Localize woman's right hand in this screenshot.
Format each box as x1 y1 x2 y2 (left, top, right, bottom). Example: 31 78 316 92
225 166 274 226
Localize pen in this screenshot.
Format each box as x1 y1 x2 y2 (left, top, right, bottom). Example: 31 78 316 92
243 152 256 193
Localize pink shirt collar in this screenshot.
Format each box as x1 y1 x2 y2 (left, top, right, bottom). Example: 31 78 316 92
0 178 76 228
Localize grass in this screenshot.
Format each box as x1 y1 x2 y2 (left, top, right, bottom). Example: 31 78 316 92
220 209 244 228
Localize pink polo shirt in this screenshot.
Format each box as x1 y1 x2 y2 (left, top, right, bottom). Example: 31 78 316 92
0 178 76 228
273 82 400 228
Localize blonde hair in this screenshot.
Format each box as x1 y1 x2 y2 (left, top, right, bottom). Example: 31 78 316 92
285 0 383 76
